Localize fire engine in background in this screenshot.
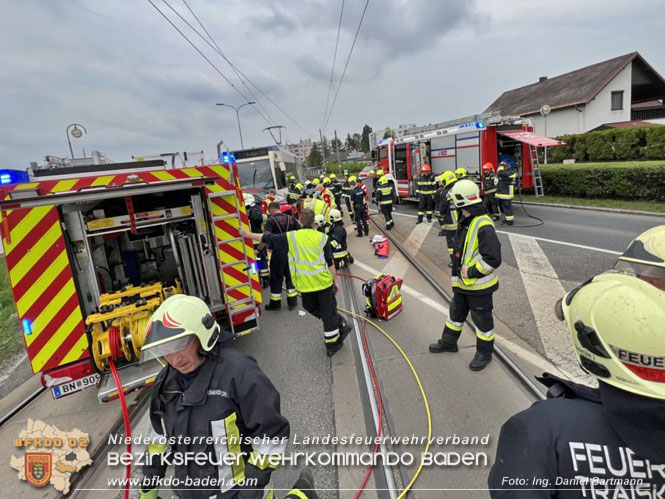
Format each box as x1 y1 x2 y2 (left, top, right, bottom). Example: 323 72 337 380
370 112 564 199
230 145 302 196
0 155 262 402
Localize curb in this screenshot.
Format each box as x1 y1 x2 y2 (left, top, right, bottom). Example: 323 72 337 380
519 200 665 218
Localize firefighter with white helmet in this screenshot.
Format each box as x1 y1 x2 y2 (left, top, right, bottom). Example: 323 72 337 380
429 179 502 371
613 225 665 290
139 295 290 499
329 208 353 269
489 273 665 496
314 213 331 236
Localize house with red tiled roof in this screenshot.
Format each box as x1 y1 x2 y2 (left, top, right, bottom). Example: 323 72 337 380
485 52 665 136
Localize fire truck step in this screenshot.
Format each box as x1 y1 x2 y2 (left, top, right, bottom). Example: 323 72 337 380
229 305 255 316
225 283 251 292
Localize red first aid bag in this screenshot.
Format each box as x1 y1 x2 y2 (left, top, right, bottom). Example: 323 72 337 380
363 274 403 320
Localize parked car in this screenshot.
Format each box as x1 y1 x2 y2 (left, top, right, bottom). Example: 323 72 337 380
358 165 376 180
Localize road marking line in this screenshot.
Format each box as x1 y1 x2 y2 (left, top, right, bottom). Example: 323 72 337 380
391 210 621 255
496 230 621 255
381 222 432 279
508 233 585 380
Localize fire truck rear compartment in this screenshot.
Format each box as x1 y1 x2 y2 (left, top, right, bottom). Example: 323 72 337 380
63 188 225 318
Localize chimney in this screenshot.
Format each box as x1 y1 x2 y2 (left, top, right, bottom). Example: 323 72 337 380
539 76 548 83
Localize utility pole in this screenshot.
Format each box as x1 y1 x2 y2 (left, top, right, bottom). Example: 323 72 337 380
319 129 327 173
334 130 341 175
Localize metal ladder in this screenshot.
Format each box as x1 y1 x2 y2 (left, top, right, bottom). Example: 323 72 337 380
529 145 545 197
208 190 259 337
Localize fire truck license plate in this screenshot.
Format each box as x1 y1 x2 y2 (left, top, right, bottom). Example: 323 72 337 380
51 374 101 399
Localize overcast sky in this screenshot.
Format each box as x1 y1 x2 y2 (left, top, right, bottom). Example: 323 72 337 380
2 0 664 168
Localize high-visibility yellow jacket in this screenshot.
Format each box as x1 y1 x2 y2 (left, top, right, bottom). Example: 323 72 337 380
286 229 334 292
451 213 501 294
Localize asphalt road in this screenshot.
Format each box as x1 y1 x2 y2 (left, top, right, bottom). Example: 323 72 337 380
372 197 664 380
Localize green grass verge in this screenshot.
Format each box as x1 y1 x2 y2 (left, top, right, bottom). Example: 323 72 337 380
0 256 22 364
520 194 665 213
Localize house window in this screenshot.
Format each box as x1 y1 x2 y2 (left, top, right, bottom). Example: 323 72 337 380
611 91 624 110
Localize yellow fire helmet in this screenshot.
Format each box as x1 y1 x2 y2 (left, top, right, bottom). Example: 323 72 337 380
141 295 220 361
455 167 467 178
560 273 665 400
377 169 384 176
439 170 457 186
323 177 331 185
312 178 320 185
613 225 665 282
288 175 296 181
447 179 481 208
378 175 389 185
295 183 303 190
349 175 357 182
329 173 336 179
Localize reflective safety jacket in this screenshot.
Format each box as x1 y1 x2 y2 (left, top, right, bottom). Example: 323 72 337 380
330 222 348 259
482 171 497 195
302 197 330 221
488 375 665 498
376 181 396 206
143 349 289 499
319 188 334 207
287 185 302 204
451 206 501 294
285 229 334 292
496 166 516 200
437 181 458 230
416 174 436 196
341 181 351 199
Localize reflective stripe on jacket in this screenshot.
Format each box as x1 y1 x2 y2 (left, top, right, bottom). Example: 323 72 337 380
376 184 396 205
416 175 436 195
287 229 333 292
452 214 499 293
496 168 516 199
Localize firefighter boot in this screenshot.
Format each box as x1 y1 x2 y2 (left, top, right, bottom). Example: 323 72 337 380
265 299 281 311
429 326 460 353
339 315 352 341
287 295 298 311
287 468 318 499
469 338 494 371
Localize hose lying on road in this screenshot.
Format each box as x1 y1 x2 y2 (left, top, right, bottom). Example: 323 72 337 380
338 271 433 499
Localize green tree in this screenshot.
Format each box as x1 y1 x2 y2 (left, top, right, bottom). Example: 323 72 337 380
331 136 343 152
306 143 322 167
345 133 355 151
360 124 373 152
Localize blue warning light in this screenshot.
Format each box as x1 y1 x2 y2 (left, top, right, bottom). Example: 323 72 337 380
22 319 33 335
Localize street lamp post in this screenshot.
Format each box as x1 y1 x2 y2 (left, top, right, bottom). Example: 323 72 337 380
216 102 255 149
66 123 87 159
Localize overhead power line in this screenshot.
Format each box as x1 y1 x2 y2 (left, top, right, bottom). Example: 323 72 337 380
322 0 345 131
323 0 370 133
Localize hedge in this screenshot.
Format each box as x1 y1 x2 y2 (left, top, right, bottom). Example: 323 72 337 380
540 161 665 200
545 126 665 163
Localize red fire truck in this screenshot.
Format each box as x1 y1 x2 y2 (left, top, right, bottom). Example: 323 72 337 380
371 113 564 199
0 156 262 402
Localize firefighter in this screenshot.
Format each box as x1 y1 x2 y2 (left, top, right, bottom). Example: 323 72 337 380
139 295 290 499
375 174 396 230
369 169 378 203
496 161 516 225
287 179 303 207
264 202 301 311
302 195 330 222
241 209 352 357
350 179 369 237
489 273 665 497
342 174 354 221
612 225 665 290
438 171 458 264
246 194 270 288
329 173 343 214
261 188 277 215
429 180 501 371
287 174 297 191
304 180 315 198
314 214 332 237
415 164 436 224
433 173 447 237
329 209 353 269
455 167 468 179
321 178 335 207
481 162 500 221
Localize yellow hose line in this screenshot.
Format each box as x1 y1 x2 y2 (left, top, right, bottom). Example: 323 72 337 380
337 307 432 499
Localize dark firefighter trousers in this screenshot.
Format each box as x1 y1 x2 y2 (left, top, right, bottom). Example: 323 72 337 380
380 204 394 229
500 198 514 224
354 206 369 235
269 252 297 307
418 195 434 222
345 196 354 220
300 285 346 352
483 193 500 218
440 292 495 355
